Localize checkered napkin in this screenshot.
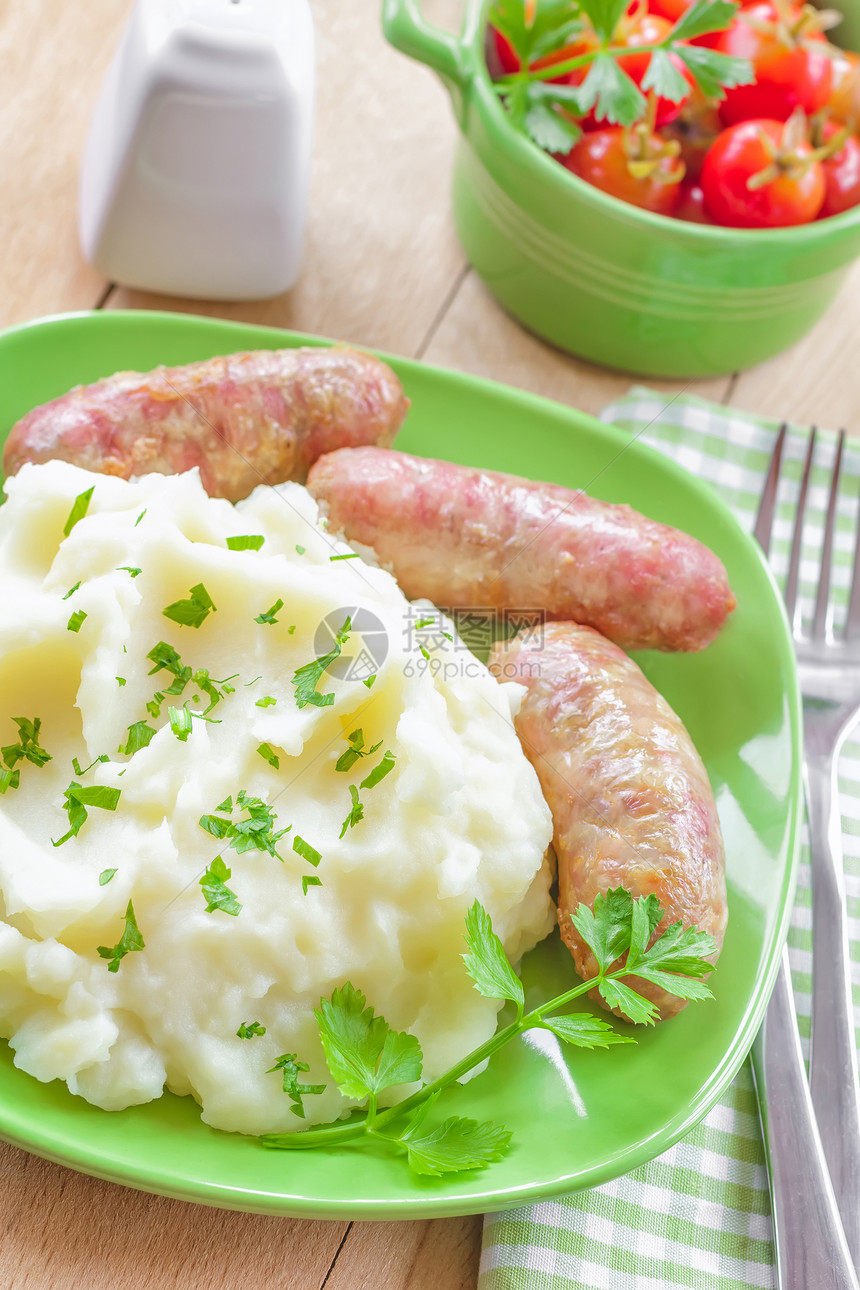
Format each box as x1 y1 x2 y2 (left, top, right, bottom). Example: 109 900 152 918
479 389 860 1290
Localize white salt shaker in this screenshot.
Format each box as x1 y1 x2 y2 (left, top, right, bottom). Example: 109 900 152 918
79 0 315 300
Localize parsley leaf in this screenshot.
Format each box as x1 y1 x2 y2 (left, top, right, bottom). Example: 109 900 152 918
641 48 691 102
462 900 524 1014
578 53 646 126
672 43 753 99
72 753 109 777
63 486 94 537
97 900 144 972
576 0 628 42
540 1013 635 1049
314 983 423 1101
335 729 383 773
198 791 290 859
257 742 280 769
117 566 142 578
359 751 395 791
169 707 193 742
292 617 351 710
401 1114 512 1178
255 599 284 626
98 868 117 886
669 0 739 42
162 583 217 629
302 875 323 895
293 835 321 868
237 1020 266 1038
569 887 638 974
2 717 52 771
339 784 364 838
255 696 277 708
0 768 20 794
266 1053 326 1118
200 856 242 916
118 721 157 756
226 535 265 551
52 782 121 847
67 610 87 633
62 581 81 600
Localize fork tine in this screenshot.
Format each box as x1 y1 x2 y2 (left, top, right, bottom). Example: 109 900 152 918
785 427 817 635
846 446 860 642
811 429 845 642
754 423 787 555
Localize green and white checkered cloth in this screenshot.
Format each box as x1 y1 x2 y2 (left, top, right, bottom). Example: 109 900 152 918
479 389 860 1290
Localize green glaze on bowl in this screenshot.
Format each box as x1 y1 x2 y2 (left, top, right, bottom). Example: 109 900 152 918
0 311 802 1217
383 0 860 378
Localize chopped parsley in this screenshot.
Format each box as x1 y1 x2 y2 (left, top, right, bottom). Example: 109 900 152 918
72 753 109 777
97 900 144 972
2 717 52 771
266 1053 325 1118
118 566 142 578
99 868 117 886
62 581 81 601
255 696 277 708
169 707 193 742
302 875 323 895
227 535 265 551
0 768 20 794
293 835 321 868
146 642 234 718
162 583 217 629
257 742 280 770
116 677 127 687
360 751 396 791
67 610 87 633
339 785 364 839
254 599 284 626
330 552 360 561
134 509 146 527
237 1020 267 1039
200 856 242 916
198 790 289 859
53 782 122 847
295 545 306 555
335 729 382 774
118 721 156 756
63 486 94 537
292 617 351 710
363 675 376 689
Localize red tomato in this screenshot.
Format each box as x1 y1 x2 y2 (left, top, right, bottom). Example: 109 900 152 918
715 3 833 124
617 13 693 125
819 123 860 218
649 0 695 21
701 117 825 227
828 51 860 124
675 182 714 222
562 126 684 214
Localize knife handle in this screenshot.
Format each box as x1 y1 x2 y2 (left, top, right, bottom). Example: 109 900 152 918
751 946 859 1290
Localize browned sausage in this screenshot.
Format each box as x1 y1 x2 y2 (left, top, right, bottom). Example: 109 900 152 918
3 348 409 502
489 622 726 1019
307 447 735 653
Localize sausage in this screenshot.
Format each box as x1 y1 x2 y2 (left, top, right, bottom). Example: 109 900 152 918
307 447 735 653
2 348 409 503
488 623 726 1020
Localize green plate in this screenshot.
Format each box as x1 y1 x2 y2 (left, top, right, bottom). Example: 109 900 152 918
0 310 801 1219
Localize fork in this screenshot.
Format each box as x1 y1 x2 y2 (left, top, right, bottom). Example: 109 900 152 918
753 423 860 1287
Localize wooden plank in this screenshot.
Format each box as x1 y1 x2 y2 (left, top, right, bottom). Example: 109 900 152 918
0 1141 348 1290
728 259 860 431
421 269 733 417
326 1217 483 1290
106 0 467 359
0 0 130 327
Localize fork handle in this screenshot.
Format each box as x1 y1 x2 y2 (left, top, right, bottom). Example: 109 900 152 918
807 742 860 1273
752 947 859 1290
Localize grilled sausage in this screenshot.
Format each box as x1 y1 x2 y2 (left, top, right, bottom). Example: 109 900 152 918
3 348 409 503
307 447 735 653
489 622 726 1019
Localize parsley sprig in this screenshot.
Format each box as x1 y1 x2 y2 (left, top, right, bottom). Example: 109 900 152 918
260 889 716 1176
491 0 753 152
292 617 352 710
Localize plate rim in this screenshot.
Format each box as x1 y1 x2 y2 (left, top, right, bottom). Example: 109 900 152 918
0 308 803 1219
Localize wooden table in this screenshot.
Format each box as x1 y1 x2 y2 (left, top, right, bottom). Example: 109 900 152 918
1 2 857 1286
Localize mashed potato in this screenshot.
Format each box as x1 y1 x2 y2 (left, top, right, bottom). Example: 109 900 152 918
0 461 553 1134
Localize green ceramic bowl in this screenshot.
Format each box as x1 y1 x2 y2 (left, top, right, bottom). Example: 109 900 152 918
382 0 860 378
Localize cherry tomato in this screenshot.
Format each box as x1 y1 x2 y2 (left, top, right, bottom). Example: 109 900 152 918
828 51 860 124
562 126 684 214
701 117 825 226
675 182 714 221
715 3 833 125
819 122 860 217
648 0 695 21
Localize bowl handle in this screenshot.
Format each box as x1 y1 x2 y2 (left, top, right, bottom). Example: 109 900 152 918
381 0 471 120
